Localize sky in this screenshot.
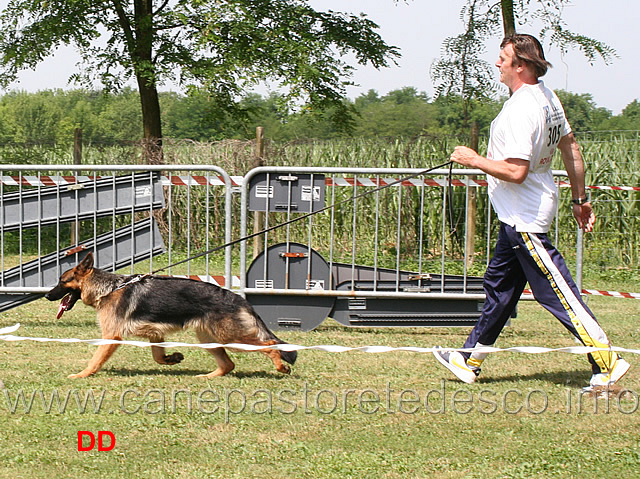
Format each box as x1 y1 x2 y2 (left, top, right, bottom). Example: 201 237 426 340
1 0 638 115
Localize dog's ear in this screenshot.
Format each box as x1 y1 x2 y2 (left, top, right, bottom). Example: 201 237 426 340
77 252 94 273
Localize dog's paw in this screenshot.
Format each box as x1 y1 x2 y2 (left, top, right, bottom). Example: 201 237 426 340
164 352 184 365
68 372 91 379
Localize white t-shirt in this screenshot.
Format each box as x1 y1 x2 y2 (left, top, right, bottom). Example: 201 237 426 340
487 81 571 233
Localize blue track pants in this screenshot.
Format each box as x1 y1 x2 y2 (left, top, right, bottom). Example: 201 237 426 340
462 222 618 374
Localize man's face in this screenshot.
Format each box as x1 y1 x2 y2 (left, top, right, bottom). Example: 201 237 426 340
495 42 520 89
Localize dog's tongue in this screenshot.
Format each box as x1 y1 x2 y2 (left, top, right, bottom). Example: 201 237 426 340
57 295 71 319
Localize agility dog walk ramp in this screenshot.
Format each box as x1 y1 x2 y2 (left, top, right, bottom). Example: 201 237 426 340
0 171 164 231
0 217 166 312
0 171 167 312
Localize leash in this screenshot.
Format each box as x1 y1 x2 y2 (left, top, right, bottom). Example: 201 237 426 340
116 160 454 288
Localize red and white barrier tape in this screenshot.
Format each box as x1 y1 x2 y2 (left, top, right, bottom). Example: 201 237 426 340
523 288 640 300
2 174 639 191
557 180 640 192
0 174 244 187
582 289 640 300
1 175 96 186
163 175 243 187
326 177 489 188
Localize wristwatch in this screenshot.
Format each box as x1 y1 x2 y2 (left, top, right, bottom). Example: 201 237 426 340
571 197 589 205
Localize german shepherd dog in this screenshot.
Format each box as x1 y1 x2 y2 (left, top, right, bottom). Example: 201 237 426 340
45 252 297 378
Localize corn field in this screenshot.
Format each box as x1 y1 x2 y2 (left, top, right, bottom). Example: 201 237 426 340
0 132 637 285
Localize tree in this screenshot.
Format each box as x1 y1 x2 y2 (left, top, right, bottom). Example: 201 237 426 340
430 0 497 128
432 0 617 106
432 94 501 137
0 1 399 162
554 90 611 133
617 100 640 130
597 100 640 131
0 90 63 145
352 87 437 138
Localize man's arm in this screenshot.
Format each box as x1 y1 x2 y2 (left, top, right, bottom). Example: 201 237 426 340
557 133 595 232
450 146 529 183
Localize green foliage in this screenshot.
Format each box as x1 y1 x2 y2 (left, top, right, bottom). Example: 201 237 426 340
554 90 612 133
0 91 62 145
0 87 636 146
430 0 498 105
0 1 400 143
598 100 640 131
432 0 618 135
431 94 503 137
350 87 438 138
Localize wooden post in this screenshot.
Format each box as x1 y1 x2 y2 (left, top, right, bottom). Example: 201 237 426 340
252 127 265 258
465 123 479 267
71 128 82 245
73 128 82 165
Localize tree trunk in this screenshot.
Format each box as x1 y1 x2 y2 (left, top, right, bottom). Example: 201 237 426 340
501 0 516 36
134 0 163 164
138 77 164 165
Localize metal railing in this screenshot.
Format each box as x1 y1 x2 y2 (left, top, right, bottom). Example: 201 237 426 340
4 163 619 331
0 165 233 311
239 166 579 294
236 167 580 330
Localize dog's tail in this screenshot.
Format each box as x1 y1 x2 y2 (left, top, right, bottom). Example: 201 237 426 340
268 332 297 365
251 307 298 365
278 346 298 365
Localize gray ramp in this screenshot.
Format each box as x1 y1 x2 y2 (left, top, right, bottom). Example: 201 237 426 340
0 217 165 312
0 172 164 231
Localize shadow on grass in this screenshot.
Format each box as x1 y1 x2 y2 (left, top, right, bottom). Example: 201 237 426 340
52 320 98 329
104 367 293 380
478 369 591 388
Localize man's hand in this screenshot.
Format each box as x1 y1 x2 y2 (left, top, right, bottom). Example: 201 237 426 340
573 202 596 232
450 146 481 168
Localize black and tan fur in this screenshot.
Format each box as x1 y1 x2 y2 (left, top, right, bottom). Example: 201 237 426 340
45 252 297 378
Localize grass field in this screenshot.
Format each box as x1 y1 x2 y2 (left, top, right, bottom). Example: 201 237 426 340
0 294 639 478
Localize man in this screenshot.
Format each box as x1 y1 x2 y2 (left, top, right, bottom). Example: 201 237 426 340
433 33 629 390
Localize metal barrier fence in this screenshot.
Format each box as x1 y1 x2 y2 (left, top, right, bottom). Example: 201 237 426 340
238 167 584 331
2 164 635 331
0 165 233 312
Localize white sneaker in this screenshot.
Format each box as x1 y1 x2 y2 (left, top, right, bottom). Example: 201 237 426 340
588 357 630 388
433 347 480 384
